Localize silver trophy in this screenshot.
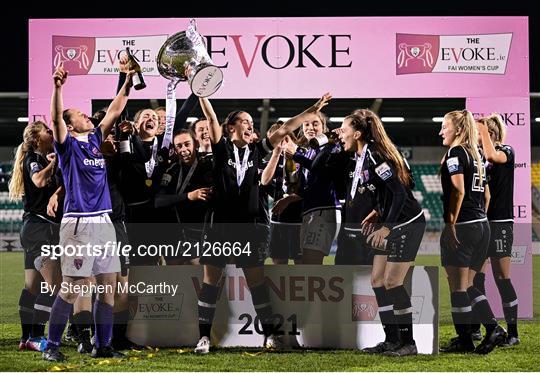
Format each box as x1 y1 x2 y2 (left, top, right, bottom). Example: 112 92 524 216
156 19 224 97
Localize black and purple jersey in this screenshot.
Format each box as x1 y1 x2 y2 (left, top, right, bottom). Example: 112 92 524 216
293 145 342 215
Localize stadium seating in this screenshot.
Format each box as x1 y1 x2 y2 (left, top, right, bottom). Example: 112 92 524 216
0 192 24 233
0 163 10 192
410 164 444 231
0 165 23 231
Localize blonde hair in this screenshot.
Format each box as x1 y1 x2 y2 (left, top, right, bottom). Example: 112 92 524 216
298 112 328 147
8 121 49 201
477 113 506 146
267 121 283 137
444 110 484 181
347 109 411 186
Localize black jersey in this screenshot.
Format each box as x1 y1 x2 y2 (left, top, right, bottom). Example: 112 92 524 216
257 159 272 225
119 136 155 205
22 151 59 219
258 185 271 225
337 151 378 227
105 153 125 222
211 137 273 222
155 153 214 224
121 95 200 206
114 72 154 206
486 144 515 221
153 93 200 179
441 145 487 223
362 146 422 227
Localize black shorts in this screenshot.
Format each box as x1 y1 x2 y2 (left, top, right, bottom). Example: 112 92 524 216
335 227 374 265
383 215 426 263
163 225 204 264
269 222 301 261
487 221 514 258
20 215 59 270
112 219 130 276
125 202 160 266
441 220 490 272
200 223 269 268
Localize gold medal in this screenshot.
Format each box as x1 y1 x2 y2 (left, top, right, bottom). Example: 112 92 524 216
145 179 153 187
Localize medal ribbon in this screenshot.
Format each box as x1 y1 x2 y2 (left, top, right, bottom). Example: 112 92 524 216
233 144 250 187
351 144 368 199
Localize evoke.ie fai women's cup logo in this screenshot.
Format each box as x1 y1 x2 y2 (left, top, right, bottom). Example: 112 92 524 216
396 33 512 75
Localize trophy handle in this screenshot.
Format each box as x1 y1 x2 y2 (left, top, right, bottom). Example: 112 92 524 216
189 18 197 32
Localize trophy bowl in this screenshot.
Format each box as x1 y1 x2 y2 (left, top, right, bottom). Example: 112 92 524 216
156 23 224 97
156 31 195 82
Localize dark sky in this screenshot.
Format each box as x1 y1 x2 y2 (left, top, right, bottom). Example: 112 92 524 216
4 1 537 92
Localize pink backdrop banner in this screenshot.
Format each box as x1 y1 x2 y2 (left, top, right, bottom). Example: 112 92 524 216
466 97 532 318
29 17 528 119
28 17 531 317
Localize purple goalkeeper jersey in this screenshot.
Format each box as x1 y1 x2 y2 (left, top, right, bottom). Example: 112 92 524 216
54 129 112 217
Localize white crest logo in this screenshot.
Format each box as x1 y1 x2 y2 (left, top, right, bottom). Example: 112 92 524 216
397 43 434 68
53 45 90 70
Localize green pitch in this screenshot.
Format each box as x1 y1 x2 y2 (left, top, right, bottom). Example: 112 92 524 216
1 252 539 371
